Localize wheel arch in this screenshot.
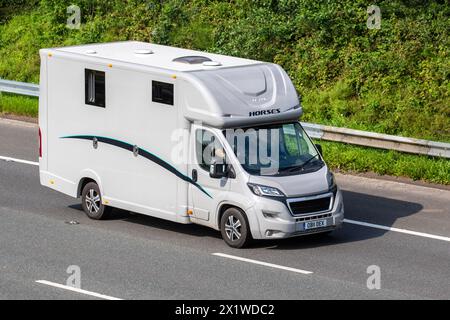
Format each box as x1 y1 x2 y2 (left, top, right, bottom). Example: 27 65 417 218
216 201 262 239
217 203 235 230
217 203 247 230
77 177 96 197
76 169 103 197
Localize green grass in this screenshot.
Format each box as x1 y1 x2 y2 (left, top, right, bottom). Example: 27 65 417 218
0 93 38 117
0 1 448 142
318 140 450 185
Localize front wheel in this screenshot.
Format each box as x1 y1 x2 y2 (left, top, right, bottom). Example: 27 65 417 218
220 208 252 248
81 182 111 220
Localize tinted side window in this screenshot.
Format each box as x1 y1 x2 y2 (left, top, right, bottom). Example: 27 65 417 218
152 81 174 105
85 69 105 108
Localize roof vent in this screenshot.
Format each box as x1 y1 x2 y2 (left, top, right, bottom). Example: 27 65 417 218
85 50 97 55
134 49 154 55
202 61 222 67
173 56 212 64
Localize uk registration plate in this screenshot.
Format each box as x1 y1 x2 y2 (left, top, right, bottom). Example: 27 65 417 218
304 219 327 230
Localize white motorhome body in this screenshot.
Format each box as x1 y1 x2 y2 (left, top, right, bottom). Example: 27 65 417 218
39 41 344 247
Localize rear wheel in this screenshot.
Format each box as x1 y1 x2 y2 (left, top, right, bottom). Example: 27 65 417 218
81 182 111 220
220 208 252 248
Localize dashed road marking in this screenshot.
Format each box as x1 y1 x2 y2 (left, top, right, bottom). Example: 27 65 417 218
35 280 122 300
213 253 313 275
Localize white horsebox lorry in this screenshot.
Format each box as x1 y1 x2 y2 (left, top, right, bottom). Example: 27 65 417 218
38 41 344 248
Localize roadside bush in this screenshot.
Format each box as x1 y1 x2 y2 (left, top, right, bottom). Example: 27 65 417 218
0 0 448 183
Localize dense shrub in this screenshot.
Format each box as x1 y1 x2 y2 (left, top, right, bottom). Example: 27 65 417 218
0 0 449 141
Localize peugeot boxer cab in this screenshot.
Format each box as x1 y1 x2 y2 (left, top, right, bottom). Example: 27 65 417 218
38 41 344 248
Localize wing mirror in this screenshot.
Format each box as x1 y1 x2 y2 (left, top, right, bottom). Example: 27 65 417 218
209 161 228 179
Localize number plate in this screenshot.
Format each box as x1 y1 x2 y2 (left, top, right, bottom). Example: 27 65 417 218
304 219 327 230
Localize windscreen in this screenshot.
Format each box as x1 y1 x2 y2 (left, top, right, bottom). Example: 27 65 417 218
223 122 323 176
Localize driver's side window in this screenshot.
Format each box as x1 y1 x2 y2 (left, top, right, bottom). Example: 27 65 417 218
195 129 226 172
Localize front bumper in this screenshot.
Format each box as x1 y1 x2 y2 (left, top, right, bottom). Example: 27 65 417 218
247 187 344 240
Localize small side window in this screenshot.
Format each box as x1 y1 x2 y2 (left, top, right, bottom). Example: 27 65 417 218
85 69 105 108
152 81 174 105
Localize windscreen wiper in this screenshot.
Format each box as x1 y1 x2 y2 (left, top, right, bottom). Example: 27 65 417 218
283 153 321 173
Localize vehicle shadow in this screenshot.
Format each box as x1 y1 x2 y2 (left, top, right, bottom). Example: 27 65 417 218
68 189 423 249
261 190 424 250
68 204 222 239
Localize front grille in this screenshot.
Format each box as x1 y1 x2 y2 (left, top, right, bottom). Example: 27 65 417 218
288 196 332 215
295 212 332 222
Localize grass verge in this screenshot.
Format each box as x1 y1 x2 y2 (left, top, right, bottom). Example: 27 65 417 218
0 93 38 117
318 140 450 185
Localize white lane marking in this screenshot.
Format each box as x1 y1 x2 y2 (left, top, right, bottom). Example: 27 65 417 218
344 219 450 242
35 280 123 300
3 154 449 244
0 155 38 166
212 253 313 275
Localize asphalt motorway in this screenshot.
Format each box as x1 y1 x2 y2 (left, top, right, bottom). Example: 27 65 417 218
0 119 449 300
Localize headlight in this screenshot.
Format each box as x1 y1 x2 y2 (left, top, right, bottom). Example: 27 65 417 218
247 183 285 197
327 171 336 189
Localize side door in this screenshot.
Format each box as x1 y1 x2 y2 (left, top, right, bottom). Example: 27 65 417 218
188 124 231 222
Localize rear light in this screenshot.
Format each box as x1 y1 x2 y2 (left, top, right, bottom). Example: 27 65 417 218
39 127 42 158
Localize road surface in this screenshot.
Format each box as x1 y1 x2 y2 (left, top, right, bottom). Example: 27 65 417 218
0 118 449 299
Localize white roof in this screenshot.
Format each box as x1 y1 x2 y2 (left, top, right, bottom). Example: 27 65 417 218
53 41 261 72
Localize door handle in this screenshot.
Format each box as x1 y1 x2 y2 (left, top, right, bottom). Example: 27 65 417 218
192 169 198 182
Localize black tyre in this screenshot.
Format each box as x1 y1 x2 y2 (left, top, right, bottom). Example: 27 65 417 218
220 208 252 248
81 182 111 220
